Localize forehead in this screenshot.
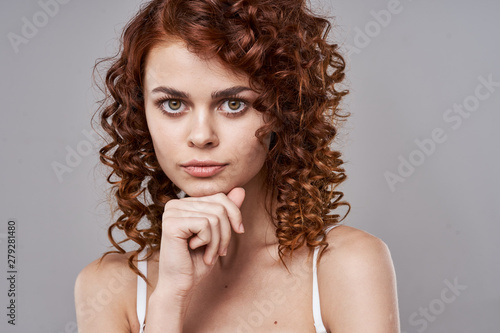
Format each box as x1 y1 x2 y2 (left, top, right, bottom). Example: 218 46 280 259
143 40 250 92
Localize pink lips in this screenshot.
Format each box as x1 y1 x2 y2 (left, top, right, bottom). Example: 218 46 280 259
181 160 228 178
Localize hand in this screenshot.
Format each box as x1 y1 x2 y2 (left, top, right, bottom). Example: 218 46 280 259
154 187 246 298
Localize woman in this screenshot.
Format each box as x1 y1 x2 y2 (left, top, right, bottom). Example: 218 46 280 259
75 0 400 332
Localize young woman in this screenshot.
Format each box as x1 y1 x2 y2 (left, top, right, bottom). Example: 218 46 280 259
75 0 400 332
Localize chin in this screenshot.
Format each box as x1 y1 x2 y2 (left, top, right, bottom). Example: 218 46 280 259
181 183 232 198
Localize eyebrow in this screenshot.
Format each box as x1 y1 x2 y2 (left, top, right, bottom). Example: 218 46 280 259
150 86 253 99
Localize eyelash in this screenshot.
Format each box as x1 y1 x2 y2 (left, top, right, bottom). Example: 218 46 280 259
154 95 250 118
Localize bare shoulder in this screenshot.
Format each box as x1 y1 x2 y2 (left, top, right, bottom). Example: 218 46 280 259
322 224 391 258
319 225 400 333
319 225 395 287
74 251 139 333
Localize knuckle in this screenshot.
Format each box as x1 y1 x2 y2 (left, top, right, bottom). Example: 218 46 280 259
209 215 220 227
201 217 210 227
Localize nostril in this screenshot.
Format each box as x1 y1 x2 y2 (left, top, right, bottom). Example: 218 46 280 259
188 136 219 148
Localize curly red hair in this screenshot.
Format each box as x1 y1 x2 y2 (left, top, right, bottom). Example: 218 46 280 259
93 0 351 285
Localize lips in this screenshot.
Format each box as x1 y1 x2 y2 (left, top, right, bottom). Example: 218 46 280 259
181 160 228 177
181 160 226 167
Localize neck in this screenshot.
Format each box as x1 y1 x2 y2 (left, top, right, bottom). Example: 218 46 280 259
217 174 279 269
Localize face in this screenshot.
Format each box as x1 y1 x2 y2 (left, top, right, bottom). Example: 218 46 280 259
143 40 271 197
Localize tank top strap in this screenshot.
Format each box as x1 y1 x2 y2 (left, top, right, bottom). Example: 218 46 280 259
312 224 341 332
137 247 148 333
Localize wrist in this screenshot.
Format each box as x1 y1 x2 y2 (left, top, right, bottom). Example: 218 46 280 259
144 291 191 333
148 286 193 312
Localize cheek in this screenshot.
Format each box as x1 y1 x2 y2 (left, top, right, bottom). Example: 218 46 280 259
234 132 269 165
231 121 269 162
147 122 181 163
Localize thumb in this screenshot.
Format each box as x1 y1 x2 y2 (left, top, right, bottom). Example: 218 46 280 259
227 187 245 208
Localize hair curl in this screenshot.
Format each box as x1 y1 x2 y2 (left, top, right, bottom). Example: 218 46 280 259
93 0 351 286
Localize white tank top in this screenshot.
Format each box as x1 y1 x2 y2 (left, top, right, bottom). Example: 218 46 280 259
137 224 340 333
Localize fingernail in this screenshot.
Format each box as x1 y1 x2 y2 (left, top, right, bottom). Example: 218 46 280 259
238 224 245 233
222 248 227 256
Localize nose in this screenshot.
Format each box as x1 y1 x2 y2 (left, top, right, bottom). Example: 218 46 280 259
187 110 219 148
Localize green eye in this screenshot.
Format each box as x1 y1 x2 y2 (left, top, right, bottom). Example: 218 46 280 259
227 100 241 110
167 100 182 110
219 99 247 115
156 97 186 117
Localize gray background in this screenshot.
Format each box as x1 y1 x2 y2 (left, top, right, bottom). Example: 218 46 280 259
1 0 498 332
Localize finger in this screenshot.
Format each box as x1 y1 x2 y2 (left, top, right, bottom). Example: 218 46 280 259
226 187 245 208
163 212 220 265
202 215 221 265
164 201 235 240
217 212 231 256
182 191 245 234
163 216 212 248
163 208 231 256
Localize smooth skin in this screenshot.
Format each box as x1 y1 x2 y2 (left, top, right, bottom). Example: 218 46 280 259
75 39 400 332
